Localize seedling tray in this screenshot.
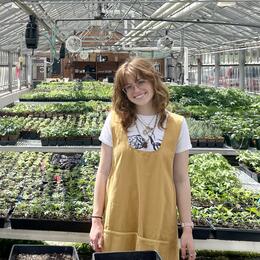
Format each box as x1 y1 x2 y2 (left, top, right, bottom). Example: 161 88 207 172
10 217 91 232
9 245 79 260
92 251 161 260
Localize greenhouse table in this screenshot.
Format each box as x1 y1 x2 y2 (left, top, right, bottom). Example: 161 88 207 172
190 147 237 155
0 143 237 155
0 228 88 243
0 228 259 253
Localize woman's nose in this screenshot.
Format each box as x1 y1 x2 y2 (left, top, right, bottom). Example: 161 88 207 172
132 84 141 92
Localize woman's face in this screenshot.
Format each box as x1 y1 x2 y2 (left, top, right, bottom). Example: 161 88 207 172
122 75 154 110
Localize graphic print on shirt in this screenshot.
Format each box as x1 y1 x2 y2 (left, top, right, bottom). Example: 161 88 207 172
128 135 146 149
149 135 161 150
128 133 162 150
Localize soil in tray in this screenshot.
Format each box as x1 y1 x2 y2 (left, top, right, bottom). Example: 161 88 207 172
15 253 73 260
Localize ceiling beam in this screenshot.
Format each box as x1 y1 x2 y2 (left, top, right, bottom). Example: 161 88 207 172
19 0 259 3
55 17 260 29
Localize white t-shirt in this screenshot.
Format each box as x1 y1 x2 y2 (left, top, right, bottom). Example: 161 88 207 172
99 112 192 153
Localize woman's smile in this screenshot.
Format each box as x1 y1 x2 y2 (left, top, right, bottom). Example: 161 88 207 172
134 92 146 99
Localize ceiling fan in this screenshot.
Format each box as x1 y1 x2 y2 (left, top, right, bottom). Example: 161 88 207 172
65 35 82 53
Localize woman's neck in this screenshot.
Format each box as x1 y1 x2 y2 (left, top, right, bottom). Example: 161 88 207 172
136 105 156 115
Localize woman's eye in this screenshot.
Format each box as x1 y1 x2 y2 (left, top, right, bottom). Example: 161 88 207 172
138 79 146 84
125 85 132 90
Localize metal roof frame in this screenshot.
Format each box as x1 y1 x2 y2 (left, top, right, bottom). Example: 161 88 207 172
0 0 259 54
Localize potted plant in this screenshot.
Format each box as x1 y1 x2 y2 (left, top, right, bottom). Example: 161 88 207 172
230 127 252 150
186 119 198 147
214 128 224 148
89 128 101 146
0 117 22 145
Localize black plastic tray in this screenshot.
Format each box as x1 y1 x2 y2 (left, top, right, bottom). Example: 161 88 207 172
178 225 213 240
92 251 161 260
0 217 5 228
10 217 91 232
215 228 260 242
9 245 79 260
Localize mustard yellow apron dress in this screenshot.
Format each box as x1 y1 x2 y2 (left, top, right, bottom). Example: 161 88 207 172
103 111 183 260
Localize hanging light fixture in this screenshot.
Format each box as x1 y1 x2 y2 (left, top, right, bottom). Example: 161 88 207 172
25 15 39 49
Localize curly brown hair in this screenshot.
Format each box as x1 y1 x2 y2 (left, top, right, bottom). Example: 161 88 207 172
112 57 169 132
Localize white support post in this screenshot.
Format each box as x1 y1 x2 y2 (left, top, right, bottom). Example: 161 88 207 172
8 51 13 92
27 55 32 88
239 50 245 90
164 57 168 79
215 53 220 87
24 54 28 86
43 57 47 81
131 12 135 29
183 47 189 85
172 56 178 83
197 55 202 85
124 20 128 37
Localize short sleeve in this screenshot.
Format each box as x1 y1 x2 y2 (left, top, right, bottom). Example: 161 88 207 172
175 118 192 153
99 112 113 147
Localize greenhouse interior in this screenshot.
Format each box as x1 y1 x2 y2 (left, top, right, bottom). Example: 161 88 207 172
0 0 259 259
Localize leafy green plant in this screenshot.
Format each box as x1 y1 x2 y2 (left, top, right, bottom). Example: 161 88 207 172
186 118 223 139
237 150 260 174
0 117 22 136
20 82 113 101
189 153 260 229
253 126 260 139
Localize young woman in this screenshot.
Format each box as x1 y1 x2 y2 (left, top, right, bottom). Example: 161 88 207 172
89 57 196 260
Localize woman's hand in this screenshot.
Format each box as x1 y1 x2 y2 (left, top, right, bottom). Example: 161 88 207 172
180 227 196 259
89 143 112 251
89 219 104 252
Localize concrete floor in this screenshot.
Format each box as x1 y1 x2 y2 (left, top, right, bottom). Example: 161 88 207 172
236 168 260 193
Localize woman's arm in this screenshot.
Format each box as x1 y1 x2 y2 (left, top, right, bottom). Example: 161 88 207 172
173 150 196 259
93 143 112 217
173 150 192 224
90 143 112 252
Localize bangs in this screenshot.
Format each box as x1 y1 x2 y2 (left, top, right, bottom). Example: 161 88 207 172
116 66 138 89
117 64 152 88
114 57 158 95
